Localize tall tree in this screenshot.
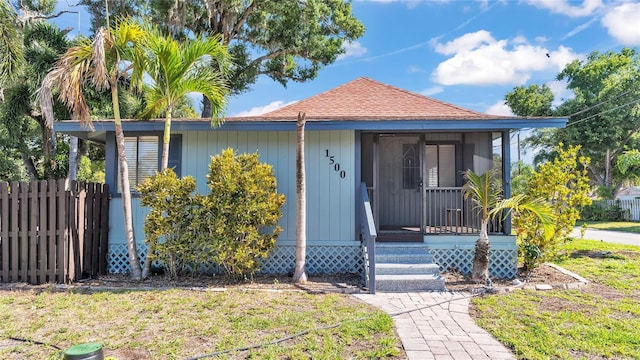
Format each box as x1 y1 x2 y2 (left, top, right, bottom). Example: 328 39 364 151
81 0 365 116
136 28 230 170
39 19 148 280
293 111 307 284
0 0 23 100
0 15 70 181
506 48 640 193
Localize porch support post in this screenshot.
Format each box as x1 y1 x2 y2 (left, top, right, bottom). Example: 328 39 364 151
372 135 379 233
502 130 512 235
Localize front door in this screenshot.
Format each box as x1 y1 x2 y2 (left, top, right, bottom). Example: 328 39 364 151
376 135 423 238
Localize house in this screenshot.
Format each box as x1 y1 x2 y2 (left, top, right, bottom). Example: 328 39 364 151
616 186 640 200
56 77 567 290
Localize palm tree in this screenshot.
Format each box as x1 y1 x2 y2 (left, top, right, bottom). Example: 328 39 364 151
462 169 554 283
39 19 148 280
292 111 307 284
136 28 230 170
0 0 23 100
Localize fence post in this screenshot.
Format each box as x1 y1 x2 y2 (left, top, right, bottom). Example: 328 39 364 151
67 180 78 282
99 184 110 275
38 181 47 283
1 182 9 282
47 180 55 282
28 181 38 284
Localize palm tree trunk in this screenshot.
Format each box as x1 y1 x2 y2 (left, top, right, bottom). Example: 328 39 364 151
292 111 307 284
201 96 211 118
472 218 490 283
68 136 78 181
112 85 142 280
160 110 171 170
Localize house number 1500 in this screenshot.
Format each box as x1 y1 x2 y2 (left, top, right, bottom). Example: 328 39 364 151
325 149 346 179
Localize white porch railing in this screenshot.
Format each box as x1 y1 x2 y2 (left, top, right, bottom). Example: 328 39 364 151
360 182 377 294
366 186 505 235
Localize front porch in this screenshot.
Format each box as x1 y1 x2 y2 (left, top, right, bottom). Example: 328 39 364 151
359 130 518 293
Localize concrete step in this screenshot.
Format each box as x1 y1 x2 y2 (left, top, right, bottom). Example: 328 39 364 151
376 262 441 275
376 253 434 264
376 274 446 292
375 243 432 254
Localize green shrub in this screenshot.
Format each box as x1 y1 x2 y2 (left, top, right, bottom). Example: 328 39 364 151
138 169 198 278
139 149 286 280
580 201 628 221
192 148 286 279
513 144 592 271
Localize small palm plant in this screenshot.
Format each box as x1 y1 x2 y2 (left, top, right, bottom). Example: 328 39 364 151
462 169 554 283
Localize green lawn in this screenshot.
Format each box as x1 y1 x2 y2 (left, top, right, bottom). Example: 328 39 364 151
0 288 402 359
576 220 640 233
471 239 640 359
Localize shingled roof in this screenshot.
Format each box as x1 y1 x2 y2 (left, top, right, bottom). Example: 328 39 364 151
258 77 500 121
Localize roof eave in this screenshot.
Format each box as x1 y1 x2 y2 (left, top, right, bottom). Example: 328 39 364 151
54 117 568 140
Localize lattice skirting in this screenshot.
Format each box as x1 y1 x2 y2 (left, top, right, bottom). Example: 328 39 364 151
107 243 364 276
428 248 517 279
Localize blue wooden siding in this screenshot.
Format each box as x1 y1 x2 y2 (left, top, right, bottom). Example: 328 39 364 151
108 130 356 247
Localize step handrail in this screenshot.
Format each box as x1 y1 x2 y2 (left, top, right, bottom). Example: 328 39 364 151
360 182 377 294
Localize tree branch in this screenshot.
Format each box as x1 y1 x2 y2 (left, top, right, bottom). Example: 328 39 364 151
612 122 640 158
229 1 257 42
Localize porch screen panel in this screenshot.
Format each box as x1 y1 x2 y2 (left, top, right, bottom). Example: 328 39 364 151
425 145 438 187
439 145 455 187
379 136 421 228
425 144 455 187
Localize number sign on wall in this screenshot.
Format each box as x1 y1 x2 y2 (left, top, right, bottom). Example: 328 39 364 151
325 149 346 179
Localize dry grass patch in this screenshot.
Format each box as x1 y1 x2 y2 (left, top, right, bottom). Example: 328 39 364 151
0 287 403 359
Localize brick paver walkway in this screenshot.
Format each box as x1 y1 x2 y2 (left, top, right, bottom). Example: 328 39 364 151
354 291 515 360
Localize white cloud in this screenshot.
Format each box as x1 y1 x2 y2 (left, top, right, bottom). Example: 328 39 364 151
512 35 528 44
420 86 444 96
523 0 603 18
337 41 368 60
434 30 494 55
407 65 425 73
562 17 599 40
535 36 548 43
432 31 581 86
232 100 297 117
485 101 514 116
545 80 575 107
601 2 640 45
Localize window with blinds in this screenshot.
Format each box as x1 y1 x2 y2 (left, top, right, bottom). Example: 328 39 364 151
425 144 456 187
118 136 159 192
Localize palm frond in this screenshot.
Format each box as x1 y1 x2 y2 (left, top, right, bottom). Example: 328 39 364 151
91 27 109 91
0 0 24 99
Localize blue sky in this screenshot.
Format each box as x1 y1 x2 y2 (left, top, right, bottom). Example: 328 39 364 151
52 0 640 118
225 0 640 117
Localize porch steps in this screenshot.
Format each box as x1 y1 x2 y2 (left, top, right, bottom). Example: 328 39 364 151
375 243 445 292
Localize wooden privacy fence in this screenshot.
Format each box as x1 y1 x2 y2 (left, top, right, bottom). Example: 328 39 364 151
0 180 109 284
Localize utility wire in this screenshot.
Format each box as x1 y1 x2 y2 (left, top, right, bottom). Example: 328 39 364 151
566 98 640 127
183 291 482 360
567 89 634 119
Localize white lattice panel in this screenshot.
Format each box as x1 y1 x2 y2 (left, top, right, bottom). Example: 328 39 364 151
108 244 364 276
108 244 149 274
259 245 364 275
429 248 517 279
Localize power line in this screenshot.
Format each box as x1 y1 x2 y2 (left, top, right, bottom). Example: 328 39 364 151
566 98 640 127
567 89 634 118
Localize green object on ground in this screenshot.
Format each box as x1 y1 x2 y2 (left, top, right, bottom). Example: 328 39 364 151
64 342 104 360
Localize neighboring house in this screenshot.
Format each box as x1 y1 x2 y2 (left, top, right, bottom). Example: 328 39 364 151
56 77 567 281
616 186 640 200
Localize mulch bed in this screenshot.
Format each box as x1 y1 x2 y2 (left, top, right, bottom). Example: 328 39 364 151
442 263 584 293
